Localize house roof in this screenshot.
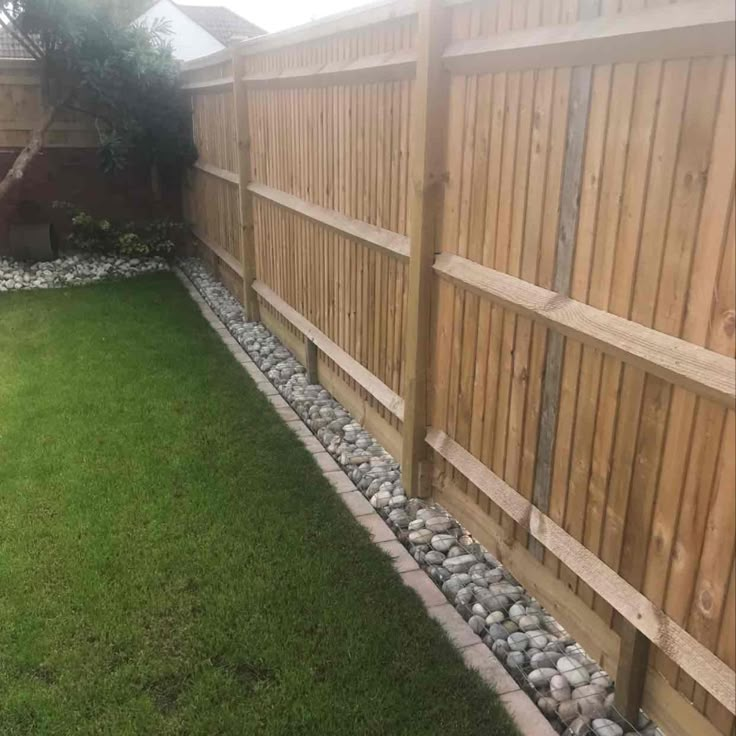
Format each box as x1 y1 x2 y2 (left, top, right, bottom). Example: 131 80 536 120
1 3 265 61
0 28 33 59
176 5 264 46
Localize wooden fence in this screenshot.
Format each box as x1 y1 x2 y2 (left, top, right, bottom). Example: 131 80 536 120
180 1 736 733
0 59 96 148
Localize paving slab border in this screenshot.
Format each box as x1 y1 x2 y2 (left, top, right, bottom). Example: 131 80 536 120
174 267 556 736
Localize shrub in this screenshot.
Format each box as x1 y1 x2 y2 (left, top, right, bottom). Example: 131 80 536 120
55 203 184 257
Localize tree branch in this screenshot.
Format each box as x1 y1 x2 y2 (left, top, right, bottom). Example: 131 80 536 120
0 91 71 203
61 100 115 128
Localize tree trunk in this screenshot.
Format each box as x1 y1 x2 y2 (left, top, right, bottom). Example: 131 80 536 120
0 102 61 204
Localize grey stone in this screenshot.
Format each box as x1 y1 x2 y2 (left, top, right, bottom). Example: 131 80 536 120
590 671 612 690
487 623 509 641
429 565 451 584
424 550 446 565
525 629 548 649
408 529 434 546
468 615 486 635
565 717 592 736
388 509 409 528
441 577 465 601
530 651 562 669
425 516 454 533
507 632 529 651
506 651 526 669
430 534 456 552
442 554 477 575
474 589 510 613
471 603 487 617
558 656 591 687
550 674 572 702
485 610 505 625
558 699 581 724
491 639 510 659
528 667 558 688
518 614 540 632
537 696 558 717
591 719 623 736
509 603 526 622
371 489 392 508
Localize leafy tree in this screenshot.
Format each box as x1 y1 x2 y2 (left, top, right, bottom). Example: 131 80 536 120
0 0 196 202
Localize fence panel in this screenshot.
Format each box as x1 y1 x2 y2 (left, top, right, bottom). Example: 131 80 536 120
0 59 96 147
181 1 736 733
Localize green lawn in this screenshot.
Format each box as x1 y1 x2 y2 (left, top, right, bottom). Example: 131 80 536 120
0 273 518 736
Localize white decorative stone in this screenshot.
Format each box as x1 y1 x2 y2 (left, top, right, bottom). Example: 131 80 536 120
591 719 623 736
528 667 558 688
550 674 571 702
558 656 591 687
442 554 477 575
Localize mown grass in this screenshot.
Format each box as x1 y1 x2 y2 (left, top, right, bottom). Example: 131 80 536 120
0 273 518 736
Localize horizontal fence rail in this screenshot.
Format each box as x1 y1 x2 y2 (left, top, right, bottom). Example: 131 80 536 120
180 1 736 733
242 49 417 88
434 252 736 408
426 427 736 713
248 183 411 259
442 0 736 73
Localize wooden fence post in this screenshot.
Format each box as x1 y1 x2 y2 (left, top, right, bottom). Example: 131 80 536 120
401 0 449 498
305 339 319 385
232 48 260 322
614 618 651 723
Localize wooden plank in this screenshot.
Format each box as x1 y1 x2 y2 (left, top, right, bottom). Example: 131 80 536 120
426 427 736 713
181 76 234 92
192 160 240 185
180 49 233 72
242 49 416 88
238 0 417 56
0 75 41 86
443 0 735 75
615 620 651 723
0 59 38 71
529 0 597 561
401 0 450 498
258 302 402 462
232 52 260 322
433 253 736 409
190 227 244 277
305 338 319 384
253 280 405 421
434 476 728 736
0 120 91 131
248 182 410 259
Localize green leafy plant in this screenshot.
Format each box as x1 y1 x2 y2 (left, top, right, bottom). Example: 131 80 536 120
55 202 184 257
0 0 197 203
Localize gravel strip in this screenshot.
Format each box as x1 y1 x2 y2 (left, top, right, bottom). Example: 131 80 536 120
0 254 168 291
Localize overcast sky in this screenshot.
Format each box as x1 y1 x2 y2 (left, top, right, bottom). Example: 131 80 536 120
190 0 366 33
